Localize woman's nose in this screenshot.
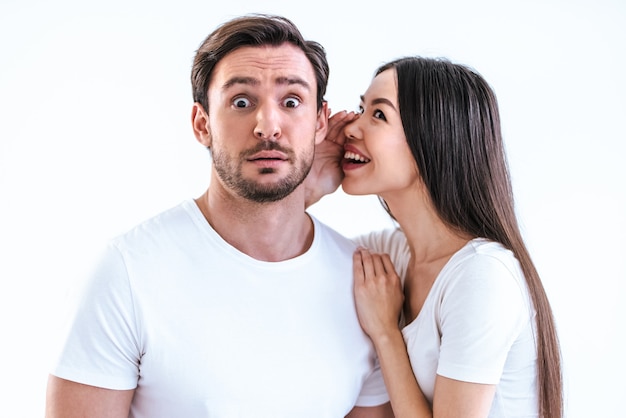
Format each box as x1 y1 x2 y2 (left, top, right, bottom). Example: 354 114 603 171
343 117 360 141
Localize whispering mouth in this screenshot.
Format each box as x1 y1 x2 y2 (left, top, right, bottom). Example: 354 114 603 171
344 151 370 164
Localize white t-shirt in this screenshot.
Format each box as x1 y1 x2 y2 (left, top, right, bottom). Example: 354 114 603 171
51 200 388 418
357 230 539 417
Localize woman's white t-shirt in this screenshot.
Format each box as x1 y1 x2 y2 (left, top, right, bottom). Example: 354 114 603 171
357 229 539 417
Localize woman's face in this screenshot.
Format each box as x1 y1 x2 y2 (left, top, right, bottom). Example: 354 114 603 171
342 68 419 197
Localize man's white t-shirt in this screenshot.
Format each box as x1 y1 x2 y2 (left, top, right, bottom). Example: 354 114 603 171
51 200 388 418
357 229 539 417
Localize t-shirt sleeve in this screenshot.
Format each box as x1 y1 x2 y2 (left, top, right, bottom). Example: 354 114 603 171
50 243 141 390
436 254 531 384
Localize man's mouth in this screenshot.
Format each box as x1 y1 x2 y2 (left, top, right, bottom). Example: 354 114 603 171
247 150 288 162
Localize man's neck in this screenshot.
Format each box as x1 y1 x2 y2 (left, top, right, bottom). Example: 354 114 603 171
195 187 314 262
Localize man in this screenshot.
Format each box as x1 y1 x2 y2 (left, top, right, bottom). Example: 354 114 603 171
46 14 392 417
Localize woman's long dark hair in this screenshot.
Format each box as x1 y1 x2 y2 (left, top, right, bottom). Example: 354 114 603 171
377 57 562 418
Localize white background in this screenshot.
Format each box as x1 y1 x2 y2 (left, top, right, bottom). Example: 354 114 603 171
1 0 624 416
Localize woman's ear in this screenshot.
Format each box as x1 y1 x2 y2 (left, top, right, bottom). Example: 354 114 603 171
191 103 211 148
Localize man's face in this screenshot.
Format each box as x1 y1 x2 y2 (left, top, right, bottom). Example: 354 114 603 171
202 43 326 202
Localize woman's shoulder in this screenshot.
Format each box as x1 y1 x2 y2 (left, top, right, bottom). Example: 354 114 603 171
454 239 523 278
441 238 529 303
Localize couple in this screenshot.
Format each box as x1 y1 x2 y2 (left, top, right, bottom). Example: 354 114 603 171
46 14 562 418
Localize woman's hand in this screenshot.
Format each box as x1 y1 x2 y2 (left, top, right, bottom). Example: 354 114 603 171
304 110 358 208
353 248 404 342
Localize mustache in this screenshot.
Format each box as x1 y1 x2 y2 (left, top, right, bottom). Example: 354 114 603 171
242 141 293 157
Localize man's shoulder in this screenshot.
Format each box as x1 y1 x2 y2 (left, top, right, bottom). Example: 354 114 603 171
310 215 356 247
111 200 198 248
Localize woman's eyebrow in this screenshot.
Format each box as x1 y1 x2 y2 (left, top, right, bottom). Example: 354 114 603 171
361 94 397 110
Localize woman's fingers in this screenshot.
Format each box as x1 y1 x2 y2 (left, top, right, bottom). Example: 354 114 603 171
381 253 399 279
371 251 387 276
327 111 358 145
353 249 365 283
355 248 397 281
358 247 376 280
353 248 403 340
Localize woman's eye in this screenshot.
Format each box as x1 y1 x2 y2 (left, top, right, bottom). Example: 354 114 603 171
357 105 364 114
283 97 301 108
233 97 251 108
373 109 387 121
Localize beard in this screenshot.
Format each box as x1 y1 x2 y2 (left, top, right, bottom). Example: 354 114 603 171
211 140 314 203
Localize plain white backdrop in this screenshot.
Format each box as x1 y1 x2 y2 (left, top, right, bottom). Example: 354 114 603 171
1 0 624 416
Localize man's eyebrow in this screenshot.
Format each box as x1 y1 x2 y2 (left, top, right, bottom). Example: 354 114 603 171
222 76 311 92
360 94 397 110
223 76 259 90
276 76 311 90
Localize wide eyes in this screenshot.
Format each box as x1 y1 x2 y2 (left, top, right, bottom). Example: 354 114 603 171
233 97 251 108
282 97 301 108
231 96 301 109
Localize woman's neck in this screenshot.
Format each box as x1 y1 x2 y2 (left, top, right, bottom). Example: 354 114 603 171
383 190 472 264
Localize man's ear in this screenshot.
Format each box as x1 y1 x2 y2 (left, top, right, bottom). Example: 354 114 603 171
314 101 330 145
191 103 211 148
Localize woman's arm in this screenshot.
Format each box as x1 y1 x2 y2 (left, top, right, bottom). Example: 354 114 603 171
345 402 394 418
353 248 431 417
353 248 497 418
370 329 432 418
46 375 134 418
432 376 495 417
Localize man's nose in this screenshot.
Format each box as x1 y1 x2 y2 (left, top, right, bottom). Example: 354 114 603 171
253 104 281 140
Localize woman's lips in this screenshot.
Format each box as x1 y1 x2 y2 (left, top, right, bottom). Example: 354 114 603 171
342 144 370 170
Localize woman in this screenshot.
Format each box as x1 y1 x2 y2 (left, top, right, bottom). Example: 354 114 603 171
312 57 563 417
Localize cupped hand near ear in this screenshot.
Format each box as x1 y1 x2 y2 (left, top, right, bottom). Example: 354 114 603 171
304 110 359 208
